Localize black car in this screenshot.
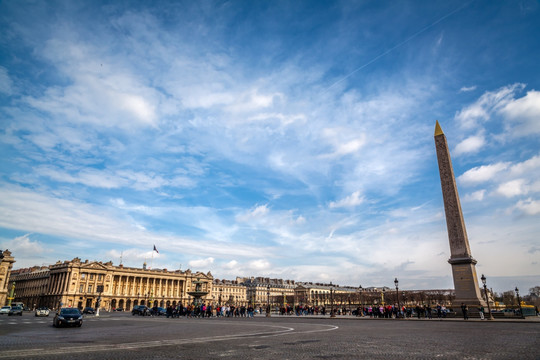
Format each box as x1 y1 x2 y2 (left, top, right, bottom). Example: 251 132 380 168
82 307 95 314
8 306 23 316
151 306 167 316
113 307 124 312
132 305 150 316
53 308 83 327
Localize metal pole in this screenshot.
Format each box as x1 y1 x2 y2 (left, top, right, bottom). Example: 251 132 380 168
394 278 400 319
515 287 524 319
330 285 336 318
481 274 494 320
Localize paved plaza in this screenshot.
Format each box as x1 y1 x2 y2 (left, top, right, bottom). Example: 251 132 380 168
0 312 538 359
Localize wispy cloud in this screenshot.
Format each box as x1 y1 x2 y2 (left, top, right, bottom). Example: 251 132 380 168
459 85 477 92
329 191 364 209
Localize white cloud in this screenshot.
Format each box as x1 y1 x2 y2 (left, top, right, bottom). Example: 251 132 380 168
454 134 485 155
458 162 509 185
223 260 238 270
0 184 262 260
329 191 364 209
235 204 270 222
496 179 527 198
463 189 486 202
188 257 215 268
32 166 195 191
459 85 477 92
226 90 282 113
455 83 525 129
500 90 540 135
247 259 271 270
514 198 540 215
510 154 540 175
0 234 47 257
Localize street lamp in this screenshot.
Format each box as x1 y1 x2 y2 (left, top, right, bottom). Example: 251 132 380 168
480 274 494 320
266 284 271 317
515 287 524 319
394 278 400 319
219 288 222 306
330 283 336 318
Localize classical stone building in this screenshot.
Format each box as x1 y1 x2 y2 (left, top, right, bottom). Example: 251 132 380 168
240 277 296 307
294 283 359 307
0 250 16 306
9 257 213 311
211 278 247 306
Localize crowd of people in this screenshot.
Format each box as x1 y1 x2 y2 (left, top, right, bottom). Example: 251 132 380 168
147 303 452 319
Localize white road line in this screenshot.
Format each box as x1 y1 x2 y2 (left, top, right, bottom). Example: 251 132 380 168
0 325 296 358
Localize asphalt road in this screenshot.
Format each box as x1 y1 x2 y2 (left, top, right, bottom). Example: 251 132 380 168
0 312 538 359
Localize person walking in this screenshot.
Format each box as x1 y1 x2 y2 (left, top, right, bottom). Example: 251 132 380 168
461 303 468 320
479 305 485 320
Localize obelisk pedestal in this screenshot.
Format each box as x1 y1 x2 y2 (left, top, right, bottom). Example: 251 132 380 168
434 121 486 308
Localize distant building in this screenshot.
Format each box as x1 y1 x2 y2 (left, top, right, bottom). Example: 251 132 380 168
211 278 247 306
240 276 296 307
9 257 213 310
295 282 359 307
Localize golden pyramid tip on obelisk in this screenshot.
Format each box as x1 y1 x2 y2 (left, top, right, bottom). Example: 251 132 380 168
434 120 444 136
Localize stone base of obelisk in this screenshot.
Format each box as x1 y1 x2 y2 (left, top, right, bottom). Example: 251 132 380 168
449 257 487 310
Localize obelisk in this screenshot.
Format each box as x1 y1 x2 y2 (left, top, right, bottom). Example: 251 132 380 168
434 121 485 307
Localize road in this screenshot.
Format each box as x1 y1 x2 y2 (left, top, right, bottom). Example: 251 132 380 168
0 312 538 359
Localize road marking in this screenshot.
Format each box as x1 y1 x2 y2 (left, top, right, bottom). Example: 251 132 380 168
0 323 337 358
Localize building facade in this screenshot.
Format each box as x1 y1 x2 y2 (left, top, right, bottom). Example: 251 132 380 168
0 250 16 306
211 278 247 306
9 257 213 311
241 277 296 307
294 283 360 307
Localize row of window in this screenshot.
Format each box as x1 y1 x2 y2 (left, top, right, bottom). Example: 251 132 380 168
80 273 103 281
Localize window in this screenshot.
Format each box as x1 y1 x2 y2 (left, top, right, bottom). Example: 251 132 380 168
81 273 86 279
79 285 84 293
90 274 94 280
88 285 93 293
98 274 103 281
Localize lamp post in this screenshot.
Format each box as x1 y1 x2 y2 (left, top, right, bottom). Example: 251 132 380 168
394 278 400 319
266 284 271 317
515 287 524 319
330 284 336 318
359 285 364 316
480 274 494 320
219 288 222 306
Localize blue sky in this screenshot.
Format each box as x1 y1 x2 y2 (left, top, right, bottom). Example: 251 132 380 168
1 0 539 293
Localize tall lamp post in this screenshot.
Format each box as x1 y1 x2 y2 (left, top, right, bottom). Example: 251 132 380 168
330 283 336 318
266 284 271 317
480 274 494 320
219 288 222 306
394 278 400 318
515 287 524 319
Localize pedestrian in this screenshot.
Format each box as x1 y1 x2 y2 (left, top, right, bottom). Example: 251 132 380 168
479 305 485 320
461 303 468 320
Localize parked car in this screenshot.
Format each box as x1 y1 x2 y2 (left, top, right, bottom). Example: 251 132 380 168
113 307 124 312
132 305 150 316
8 306 23 316
0 306 11 315
151 306 167 316
82 307 95 314
53 308 83 327
35 307 50 317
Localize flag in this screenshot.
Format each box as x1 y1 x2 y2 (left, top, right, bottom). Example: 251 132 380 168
153 245 159 254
